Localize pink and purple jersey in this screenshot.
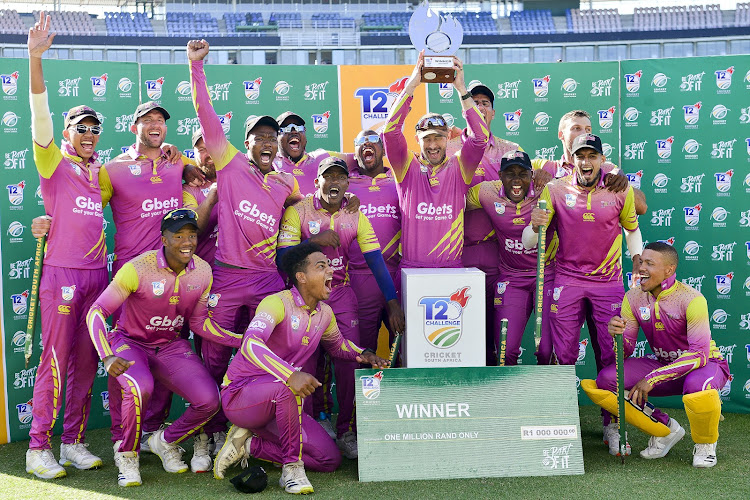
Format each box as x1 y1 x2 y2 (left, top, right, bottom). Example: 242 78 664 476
275 149 332 197
539 174 638 282
34 141 106 269
346 165 401 274
621 276 723 386
224 288 363 384
278 195 380 287
383 94 489 268
183 182 219 263
100 146 183 264
190 60 302 270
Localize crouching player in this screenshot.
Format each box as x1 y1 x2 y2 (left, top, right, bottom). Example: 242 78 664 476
213 243 389 494
86 209 242 486
582 242 729 467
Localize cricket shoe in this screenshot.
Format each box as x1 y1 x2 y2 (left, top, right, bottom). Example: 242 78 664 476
191 432 212 473
336 431 358 459
279 460 314 495
640 418 685 459
693 442 718 468
148 429 188 473
211 430 227 457
59 442 103 470
213 425 253 479
115 451 141 487
113 440 122 468
26 449 67 479
602 423 631 456
316 413 336 439
139 432 153 454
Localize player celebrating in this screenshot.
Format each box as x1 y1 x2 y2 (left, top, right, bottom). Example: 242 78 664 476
213 243 390 494
86 209 242 486
277 157 404 458
182 128 218 265
582 242 729 467
523 134 642 369
466 151 554 365
25 12 108 478
274 111 333 197
383 51 488 268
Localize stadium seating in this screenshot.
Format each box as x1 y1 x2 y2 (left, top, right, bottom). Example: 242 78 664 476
361 12 412 32
0 9 25 35
223 12 265 34
737 2 750 26
445 11 498 35
509 9 555 35
311 13 356 29
633 4 722 31
268 13 303 29
32 10 96 36
166 12 219 36
105 12 155 37
567 9 622 33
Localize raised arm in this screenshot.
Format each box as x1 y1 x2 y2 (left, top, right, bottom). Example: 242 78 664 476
453 59 489 184
28 12 59 177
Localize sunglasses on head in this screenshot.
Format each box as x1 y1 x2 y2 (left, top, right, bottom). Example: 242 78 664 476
354 134 381 146
71 124 102 135
416 116 447 130
280 124 305 134
163 208 199 222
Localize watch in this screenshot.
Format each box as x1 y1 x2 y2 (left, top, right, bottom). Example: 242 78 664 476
460 91 472 101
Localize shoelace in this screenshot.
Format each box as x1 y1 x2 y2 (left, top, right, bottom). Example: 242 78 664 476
694 443 714 456
68 443 92 458
286 463 309 484
40 450 59 467
120 453 139 471
164 444 186 464
194 436 211 455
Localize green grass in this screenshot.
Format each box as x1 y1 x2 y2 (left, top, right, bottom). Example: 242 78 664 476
1 405 748 499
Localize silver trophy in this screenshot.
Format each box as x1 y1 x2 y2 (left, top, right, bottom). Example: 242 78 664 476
409 1 464 83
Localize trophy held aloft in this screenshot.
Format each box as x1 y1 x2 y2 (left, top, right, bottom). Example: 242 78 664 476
409 1 464 83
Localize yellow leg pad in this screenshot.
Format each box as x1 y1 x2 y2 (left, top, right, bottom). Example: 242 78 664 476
580 379 670 437
683 390 720 444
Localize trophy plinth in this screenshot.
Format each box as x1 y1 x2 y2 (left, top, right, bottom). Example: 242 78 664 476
422 56 455 83
409 1 463 84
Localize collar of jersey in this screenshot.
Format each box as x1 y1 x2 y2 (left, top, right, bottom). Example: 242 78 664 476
313 192 349 212
292 153 309 166
418 155 448 172
655 274 678 299
291 286 322 312
245 154 278 176
127 144 166 161
350 164 392 180
156 247 196 273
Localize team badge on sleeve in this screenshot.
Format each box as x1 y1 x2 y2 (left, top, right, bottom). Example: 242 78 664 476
494 202 506 215
152 280 166 296
639 306 651 321
61 285 76 301
360 371 383 400
207 293 220 308
565 193 576 208
308 221 321 235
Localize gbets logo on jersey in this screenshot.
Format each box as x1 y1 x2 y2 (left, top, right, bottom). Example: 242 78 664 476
419 287 470 349
90 73 107 100
311 111 330 135
1 71 19 100
355 77 407 131
145 77 164 100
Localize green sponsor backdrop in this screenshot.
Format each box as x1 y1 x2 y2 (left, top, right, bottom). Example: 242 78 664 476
356 366 584 481
1 56 747 443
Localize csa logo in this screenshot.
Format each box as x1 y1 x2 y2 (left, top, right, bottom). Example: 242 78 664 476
743 276 750 296
11 290 29 315
577 339 588 362
218 112 232 135
503 109 522 132
61 285 76 301
624 70 642 93
90 73 107 97
683 139 700 158
354 76 407 131
7 180 25 206
683 204 702 227
175 80 191 97
442 113 455 128
145 77 165 100
533 112 550 129
118 77 134 93
602 143 613 157
207 293 220 308
651 72 669 91
7 221 24 239
291 315 300 330
419 287 471 349
597 107 615 129
715 66 734 91
712 309 728 324
626 171 643 189
101 391 110 411
360 370 383 400
711 207 729 226
3 111 19 128
682 102 701 126
311 111 330 134
496 281 509 295
16 400 33 425
531 75 550 98
438 83 454 99
714 170 733 192
1 71 19 96
274 80 292 97
561 78 578 93
712 104 729 122
152 280 166 297
683 240 701 259
244 77 262 101
655 137 674 159
639 306 651 321
623 107 639 122
714 272 733 295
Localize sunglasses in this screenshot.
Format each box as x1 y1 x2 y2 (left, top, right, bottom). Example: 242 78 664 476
415 116 446 130
354 134 381 146
280 124 305 134
163 208 199 222
71 124 102 135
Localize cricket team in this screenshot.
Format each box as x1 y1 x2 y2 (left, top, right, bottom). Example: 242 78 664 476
22 11 729 494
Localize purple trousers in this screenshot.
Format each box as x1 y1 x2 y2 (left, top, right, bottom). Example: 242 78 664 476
222 375 341 471
596 357 730 426
349 269 401 352
463 243 499 366
111 336 220 453
29 266 108 450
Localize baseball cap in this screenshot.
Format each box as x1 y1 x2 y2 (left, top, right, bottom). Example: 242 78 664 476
230 466 268 494
317 156 349 177
133 101 170 124
64 105 100 128
415 113 449 139
276 111 305 126
468 80 494 107
571 133 604 155
500 150 532 171
160 208 199 234
244 115 280 141
191 128 204 148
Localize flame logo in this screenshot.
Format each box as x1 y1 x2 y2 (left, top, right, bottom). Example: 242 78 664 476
450 287 471 308
409 2 463 55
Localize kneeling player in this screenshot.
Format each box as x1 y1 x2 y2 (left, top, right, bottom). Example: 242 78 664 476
213 243 389 494
582 242 729 467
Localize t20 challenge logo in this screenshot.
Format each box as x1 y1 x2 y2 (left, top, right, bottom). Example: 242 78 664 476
244 77 262 101
1 71 19 98
359 370 383 400
683 102 701 126
145 77 165 100
655 136 674 160
715 272 733 295
90 73 107 98
597 107 615 130
503 109 522 133
311 111 330 134
419 287 471 349
354 76 408 132
531 75 550 99
715 66 734 91
624 70 642 93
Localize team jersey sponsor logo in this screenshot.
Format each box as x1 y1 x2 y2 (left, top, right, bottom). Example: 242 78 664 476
715 272 733 295
244 77 262 101
711 242 736 262
61 285 76 301
683 204 701 227
531 75 550 98
354 76 407 131
6 180 24 207
624 141 647 161
682 102 701 126
652 173 669 192
274 80 291 99
1 71 19 98
304 81 329 101
714 170 733 192
290 315 300 330
712 104 729 124
420 287 471 349
58 77 81 97
497 80 521 99
438 82 454 99
148 314 184 330
650 107 674 126
152 280 166 296
308 220 321 235
209 82 231 101
561 78 578 94
655 137 673 160
494 202 505 215
145 77 164 100
651 72 669 91
118 77 134 93
639 306 651 321
311 111 330 134
683 240 701 260
623 106 640 123
360 370 383 400
715 66 734 91
626 170 643 188
90 73 107 98
496 281 509 295
711 140 736 159
503 109 522 132
16 399 33 425
591 77 614 97
624 70 642 93
597 107 615 130
680 71 704 91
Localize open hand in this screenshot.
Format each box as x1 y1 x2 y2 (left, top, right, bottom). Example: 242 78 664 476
28 11 55 58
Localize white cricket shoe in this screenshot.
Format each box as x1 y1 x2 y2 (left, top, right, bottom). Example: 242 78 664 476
693 442 718 468
640 418 685 459
279 460 314 495
211 430 227 457
113 440 122 467
213 425 252 479
148 429 188 473
191 432 212 473
115 451 141 487
26 449 67 479
140 432 153 454
336 431 358 459
316 413 336 440
59 442 103 470
602 423 631 456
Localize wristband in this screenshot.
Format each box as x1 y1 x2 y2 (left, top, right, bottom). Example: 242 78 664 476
460 91 472 101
